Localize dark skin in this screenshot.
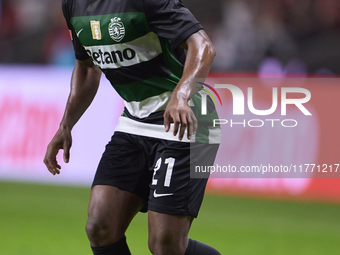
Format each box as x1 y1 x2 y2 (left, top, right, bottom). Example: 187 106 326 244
44 30 215 255
164 31 215 141
44 58 102 175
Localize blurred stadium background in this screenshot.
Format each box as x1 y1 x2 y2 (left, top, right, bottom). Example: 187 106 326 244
1 0 340 254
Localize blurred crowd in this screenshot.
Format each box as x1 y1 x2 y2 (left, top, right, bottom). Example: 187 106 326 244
0 0 340 74
0 0 75 66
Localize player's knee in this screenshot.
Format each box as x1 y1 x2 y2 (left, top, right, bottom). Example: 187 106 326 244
86 217 107 239
85 213 117 245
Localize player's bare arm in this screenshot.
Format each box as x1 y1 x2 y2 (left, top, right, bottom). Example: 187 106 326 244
163 30 216 141
44 58 102 175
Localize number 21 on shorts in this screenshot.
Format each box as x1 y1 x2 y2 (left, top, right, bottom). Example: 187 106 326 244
152 157 175 187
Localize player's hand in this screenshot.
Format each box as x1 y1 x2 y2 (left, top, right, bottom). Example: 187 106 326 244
43 128 72 175
164 97 197 141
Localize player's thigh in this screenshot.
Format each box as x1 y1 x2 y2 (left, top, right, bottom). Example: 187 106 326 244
86 132 151 243
86 185 145 246
87 185 144 232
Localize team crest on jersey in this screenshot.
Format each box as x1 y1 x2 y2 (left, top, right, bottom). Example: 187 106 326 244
90 20 102 40
108 17 125 42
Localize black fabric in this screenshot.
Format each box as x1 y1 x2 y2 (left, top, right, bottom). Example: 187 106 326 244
143 0 203 47
62 0 90 60
91 236 131 255
64 0 143 17
62 0 203 60
92 132 152 213
185 238 221 255
92 132 219 217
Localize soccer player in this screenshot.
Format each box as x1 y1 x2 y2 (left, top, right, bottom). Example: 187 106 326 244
44 0 221 254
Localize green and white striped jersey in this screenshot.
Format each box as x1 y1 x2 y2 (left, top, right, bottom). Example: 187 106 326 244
62 0 220 144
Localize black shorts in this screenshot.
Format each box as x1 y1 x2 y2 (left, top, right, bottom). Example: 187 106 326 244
92 131 219 217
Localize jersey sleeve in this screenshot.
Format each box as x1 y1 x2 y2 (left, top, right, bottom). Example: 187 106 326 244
61 0 90 61
143 0 203 48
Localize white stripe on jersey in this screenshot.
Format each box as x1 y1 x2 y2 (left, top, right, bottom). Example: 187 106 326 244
114 116 221 144
124 91 171 119
84 32 162 69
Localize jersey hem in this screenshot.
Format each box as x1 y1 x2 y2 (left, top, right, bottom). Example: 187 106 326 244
114 116 221 144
